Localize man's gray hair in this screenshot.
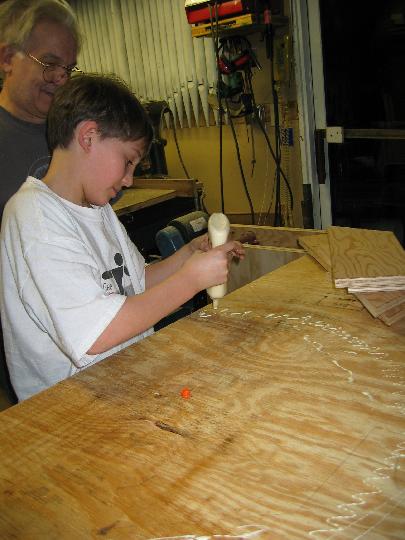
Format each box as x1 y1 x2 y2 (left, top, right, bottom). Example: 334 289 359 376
0 0 81 52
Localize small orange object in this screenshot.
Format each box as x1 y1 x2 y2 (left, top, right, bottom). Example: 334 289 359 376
181 387 191 399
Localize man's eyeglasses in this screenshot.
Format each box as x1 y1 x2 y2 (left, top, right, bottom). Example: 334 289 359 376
25 52 82 83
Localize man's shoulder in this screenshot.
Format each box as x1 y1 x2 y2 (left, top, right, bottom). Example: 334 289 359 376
0 106 20 133
0 106 47 137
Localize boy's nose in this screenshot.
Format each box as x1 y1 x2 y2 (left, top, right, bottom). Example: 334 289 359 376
122 171 134 188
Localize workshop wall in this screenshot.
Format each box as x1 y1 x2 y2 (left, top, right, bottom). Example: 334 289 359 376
165 30 304 227
71 0 304 226
164 109 303 227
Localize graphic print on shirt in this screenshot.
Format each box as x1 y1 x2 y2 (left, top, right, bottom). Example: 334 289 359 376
29 155 51 179
102 253 135 296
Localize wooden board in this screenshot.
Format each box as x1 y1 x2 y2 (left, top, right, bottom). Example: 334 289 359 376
227 245 303 294
0 256 404 539
230 224 323 249
328 226 405 290
133 178 202 198
297 229 405 321
298 233 331 271
112 188 176 216
356 291 405 318
378 300 405 326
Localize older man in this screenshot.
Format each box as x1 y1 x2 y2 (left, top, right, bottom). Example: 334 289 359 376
0 0 80 404
0 0 81 216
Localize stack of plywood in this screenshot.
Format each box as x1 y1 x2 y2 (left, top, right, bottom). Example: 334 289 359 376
298 227 405 326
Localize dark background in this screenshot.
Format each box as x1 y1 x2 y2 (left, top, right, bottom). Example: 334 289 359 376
320 0 405 243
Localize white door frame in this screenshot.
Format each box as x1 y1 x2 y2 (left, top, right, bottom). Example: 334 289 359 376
291 0 332 229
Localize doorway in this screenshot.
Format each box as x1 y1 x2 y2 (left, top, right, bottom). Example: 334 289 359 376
320 0 405 244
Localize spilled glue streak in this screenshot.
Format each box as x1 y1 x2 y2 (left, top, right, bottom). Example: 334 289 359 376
332 360 354 383
147 525 270 540
197 308 404 538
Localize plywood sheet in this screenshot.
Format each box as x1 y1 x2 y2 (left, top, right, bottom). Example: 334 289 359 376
0 257 403 539
356 291 405 318
230 224 323 249
112 188 176 216
378 300 405 325
228 244 303 294
328 226 405 290
133 178 202 198
298 233 331 271
296 229 405 324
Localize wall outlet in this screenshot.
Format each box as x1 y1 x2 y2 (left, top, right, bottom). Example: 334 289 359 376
326 126 344 143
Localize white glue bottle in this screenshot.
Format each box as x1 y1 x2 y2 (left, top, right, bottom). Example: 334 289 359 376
206 212 230 309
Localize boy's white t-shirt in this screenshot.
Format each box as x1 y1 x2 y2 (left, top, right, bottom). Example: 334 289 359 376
0 177 153 401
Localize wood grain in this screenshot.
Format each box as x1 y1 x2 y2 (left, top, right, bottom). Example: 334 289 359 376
378 300 405 325
112 188 176 216
356 291 405 318
297 229 405 323
230 224 323 249
0 257 404 539
328 226 405 290
133 178 202 198
297 233 331 271
228 245 303 294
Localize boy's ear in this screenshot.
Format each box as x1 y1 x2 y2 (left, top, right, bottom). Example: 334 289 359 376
0 44 17 74
77 120 99 153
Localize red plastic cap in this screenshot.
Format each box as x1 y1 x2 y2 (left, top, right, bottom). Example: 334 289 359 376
181 387 191 399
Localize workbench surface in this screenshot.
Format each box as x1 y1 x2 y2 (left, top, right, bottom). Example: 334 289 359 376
0 256 404 539
112 187 176 216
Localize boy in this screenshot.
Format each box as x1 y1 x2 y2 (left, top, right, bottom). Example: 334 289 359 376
0 74 243 401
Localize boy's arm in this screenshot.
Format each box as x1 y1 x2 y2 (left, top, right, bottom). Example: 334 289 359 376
145 234 208 289
146 234 244 289
87 241 239 355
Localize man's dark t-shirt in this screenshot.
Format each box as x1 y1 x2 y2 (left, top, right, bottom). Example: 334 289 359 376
0 106 50 218
0 105 50 403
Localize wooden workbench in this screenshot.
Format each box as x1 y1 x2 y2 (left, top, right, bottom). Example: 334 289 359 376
112 178 202 217
112 188 176 216
0 256 404 539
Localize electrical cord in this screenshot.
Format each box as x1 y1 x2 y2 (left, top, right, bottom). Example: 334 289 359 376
248 121 256 178
270 49 282 225
209 9 256 220
225 98 255 225
209 1 225 213
245 71 294 212
161 106 190 179
206 3 292 225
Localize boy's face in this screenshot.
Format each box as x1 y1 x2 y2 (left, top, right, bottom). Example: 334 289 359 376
84 135 147 206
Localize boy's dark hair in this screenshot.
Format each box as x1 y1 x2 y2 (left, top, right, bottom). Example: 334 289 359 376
47 73 153 152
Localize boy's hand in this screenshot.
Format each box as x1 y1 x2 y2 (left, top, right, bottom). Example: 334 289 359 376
227 240 245 261
189 234 245 260
181 240 244 292
188 233 210 253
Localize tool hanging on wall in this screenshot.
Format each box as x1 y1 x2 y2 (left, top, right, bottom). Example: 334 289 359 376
207 1 293 225
213 34 261 224
217 35 261 117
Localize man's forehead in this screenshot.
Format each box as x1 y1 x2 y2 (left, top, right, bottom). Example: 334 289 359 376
26 19 77 64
